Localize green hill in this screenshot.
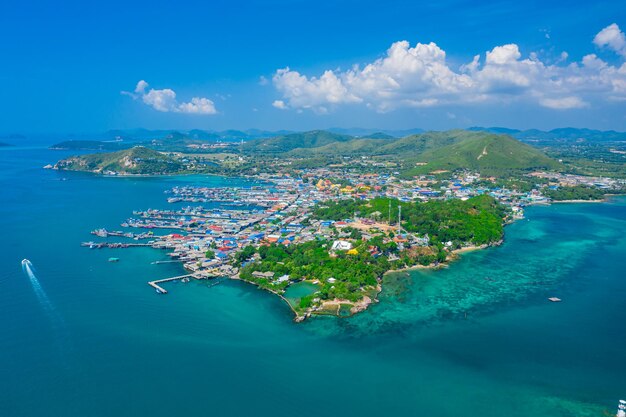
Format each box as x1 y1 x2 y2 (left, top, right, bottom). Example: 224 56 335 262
404 132 562 176
376 130 470 156
54 146 185 175
250 129 561 176
288 137 388 156
287 129 470 157
243 130 355 153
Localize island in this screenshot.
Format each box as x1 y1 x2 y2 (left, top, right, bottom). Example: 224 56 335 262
59 129 626 321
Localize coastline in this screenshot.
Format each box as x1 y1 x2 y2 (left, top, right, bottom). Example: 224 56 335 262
550 199 606 204
229 274 306 321
228 240 505 323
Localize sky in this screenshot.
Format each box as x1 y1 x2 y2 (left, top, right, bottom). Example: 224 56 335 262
1 0 626 134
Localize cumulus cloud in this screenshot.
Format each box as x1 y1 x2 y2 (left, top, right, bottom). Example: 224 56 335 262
594 23 626 57
122 80 217 115
271 24 626 113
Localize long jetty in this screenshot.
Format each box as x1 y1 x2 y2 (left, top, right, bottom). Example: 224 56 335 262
148 274 193 294
81 242 153 249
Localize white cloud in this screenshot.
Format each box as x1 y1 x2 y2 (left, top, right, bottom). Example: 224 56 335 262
272 99 287 110
273 68 361 112
122 80 217 115
594 23 626 57
539 96 588 109
271 24 626 113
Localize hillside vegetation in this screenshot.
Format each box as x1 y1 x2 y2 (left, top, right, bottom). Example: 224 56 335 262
258 129 561 176
313 195 507 246
404 132 562 176
51 129 564 177
54 146 185 175
243 130 355 153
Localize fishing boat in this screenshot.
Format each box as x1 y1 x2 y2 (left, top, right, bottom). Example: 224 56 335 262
108 257 120 262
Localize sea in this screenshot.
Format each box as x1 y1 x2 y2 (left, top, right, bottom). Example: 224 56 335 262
0 142 625 417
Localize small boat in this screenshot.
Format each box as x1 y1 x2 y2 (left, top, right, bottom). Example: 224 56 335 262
181 277 191 283
108 257 120 262
155 288 165 294
548 297 561 302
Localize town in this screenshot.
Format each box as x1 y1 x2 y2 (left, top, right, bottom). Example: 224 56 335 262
83 167 625 321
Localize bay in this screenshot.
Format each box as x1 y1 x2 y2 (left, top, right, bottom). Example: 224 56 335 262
0 145 624 417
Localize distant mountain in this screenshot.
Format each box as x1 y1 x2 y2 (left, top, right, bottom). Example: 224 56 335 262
362 132 397 140
50 140 129 151
468 127 522 135
244 129 294 138
469 127 626 142
188 129 221 141
0 133 27 140
54 146 185 175
327 127 423 137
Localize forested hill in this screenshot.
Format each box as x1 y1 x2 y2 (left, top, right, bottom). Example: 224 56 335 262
242 130 356 153
247 129 561 175
53 146 185 175
49 129 564 177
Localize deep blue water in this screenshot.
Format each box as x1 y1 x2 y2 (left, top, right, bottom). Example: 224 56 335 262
0 145 625 417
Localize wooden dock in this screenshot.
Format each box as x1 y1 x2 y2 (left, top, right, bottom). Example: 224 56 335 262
148 274 193 294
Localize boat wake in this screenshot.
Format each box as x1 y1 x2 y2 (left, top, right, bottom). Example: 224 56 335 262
21 259 71 358
21 259 56 314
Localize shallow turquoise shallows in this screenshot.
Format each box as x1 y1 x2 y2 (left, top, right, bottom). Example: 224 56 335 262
1 145 625 417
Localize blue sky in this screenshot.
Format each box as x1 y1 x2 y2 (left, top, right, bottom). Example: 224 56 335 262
2 0 625 133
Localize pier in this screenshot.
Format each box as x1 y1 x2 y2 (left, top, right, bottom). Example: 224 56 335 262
81 241 153 249
148 274 193 294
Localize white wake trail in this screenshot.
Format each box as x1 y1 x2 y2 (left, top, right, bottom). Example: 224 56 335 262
21 259 71 342
21 259 55 313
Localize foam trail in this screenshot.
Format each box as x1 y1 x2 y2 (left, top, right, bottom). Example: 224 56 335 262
21 259 72 362
21 259 55 314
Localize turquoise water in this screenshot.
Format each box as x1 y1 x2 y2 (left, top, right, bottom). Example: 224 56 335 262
284 281 320 301
1 145 625 416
